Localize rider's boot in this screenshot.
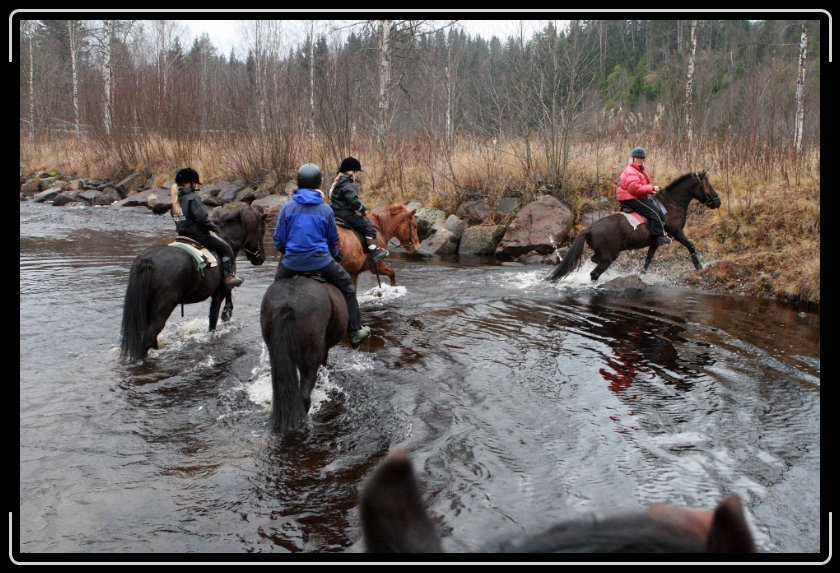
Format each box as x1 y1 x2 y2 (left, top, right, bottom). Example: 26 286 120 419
222 256 243 289
366 238 389 262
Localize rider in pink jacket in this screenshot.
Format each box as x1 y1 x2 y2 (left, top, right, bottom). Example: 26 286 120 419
615 147 671 245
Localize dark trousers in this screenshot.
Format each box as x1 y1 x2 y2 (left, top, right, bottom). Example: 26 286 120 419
187 232 235 275
275 260 362 332
335 211 377 241
619 198 667 237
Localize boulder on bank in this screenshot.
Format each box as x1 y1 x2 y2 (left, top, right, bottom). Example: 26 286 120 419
458 224 507 256
442 214 468 240
580 208 613 228
114 188 167 208
116 172 150 195
33 187 63 203
415 207 447 240
419 228 459 256
251 194 290 221
495 195 574 259
456 199 490 225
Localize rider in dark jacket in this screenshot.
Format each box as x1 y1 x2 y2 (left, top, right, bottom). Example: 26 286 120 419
274 163 371 347
329 156 389 263
170 167 243 289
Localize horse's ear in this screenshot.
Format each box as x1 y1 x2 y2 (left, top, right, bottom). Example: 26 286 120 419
409 208 416 217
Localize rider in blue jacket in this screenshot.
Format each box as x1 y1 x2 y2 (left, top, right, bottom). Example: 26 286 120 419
274 163 371 347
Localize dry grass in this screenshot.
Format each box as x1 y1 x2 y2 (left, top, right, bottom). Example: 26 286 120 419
20 133 820 305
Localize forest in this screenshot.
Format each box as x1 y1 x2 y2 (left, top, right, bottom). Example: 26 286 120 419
18 18 822 303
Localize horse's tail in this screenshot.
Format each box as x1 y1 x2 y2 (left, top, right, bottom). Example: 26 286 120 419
120 258 154 363
268 304 307 433
547 231 589 282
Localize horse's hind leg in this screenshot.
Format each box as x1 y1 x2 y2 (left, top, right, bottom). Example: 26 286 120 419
590 251 615 282
145 302 176 354
299 364 320 414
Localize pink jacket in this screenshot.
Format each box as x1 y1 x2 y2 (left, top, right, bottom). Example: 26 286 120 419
616 163 655 201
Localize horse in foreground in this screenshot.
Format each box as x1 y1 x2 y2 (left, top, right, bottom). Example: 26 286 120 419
260 276 348 433
338 204 421 287
360 450 756 553
119 206 267 363
548 171 721 282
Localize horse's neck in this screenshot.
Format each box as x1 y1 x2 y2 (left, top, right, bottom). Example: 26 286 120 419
660 183 693 212
369 211 395 242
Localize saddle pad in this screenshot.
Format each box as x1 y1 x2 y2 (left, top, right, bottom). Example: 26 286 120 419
168 240 218 269
622 212 646 230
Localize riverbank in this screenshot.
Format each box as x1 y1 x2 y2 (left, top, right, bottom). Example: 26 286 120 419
19 136 820 307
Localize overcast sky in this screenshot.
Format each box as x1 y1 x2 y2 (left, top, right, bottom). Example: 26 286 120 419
179 19 562 58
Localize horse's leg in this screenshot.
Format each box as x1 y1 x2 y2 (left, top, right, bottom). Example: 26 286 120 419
299 358 322 414
145 301 176 354
379 261 396 287
208 288 224 331
221 291 234 322
672 229 703 270
642 243 659 274
590 250 615 282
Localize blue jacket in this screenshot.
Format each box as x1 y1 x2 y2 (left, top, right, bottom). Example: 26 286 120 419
273 189 339 271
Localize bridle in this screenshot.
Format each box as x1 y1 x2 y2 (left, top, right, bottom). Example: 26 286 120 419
216 213 265 260
694 171 715 205
394 216 420 253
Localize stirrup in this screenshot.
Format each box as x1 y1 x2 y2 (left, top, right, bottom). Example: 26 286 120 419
369 248 389 262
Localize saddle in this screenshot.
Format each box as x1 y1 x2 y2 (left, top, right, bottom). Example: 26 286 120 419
291 272 326 283
168 236 219 271
619 198 668 230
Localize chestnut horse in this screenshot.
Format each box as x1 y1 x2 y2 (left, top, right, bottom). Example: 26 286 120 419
338 204 421 286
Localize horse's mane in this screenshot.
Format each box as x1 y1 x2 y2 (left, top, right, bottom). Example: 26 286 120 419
664 172 697 190
214 205 261 236
371 204 410 227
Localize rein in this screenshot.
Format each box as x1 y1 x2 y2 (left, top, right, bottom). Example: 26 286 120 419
215 214 263 258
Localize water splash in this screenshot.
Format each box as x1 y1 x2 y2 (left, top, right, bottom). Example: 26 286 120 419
358 284 407 306
245 344 346 412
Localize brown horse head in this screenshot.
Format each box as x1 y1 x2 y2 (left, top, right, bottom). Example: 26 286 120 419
371 205 421 254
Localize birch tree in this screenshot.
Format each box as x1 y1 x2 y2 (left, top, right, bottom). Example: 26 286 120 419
794 20 808 153
21 20 38 142
685 19 697 142
67 20 84 136
376 19 393 161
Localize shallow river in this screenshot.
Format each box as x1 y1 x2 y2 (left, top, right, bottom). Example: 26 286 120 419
19 202 820 555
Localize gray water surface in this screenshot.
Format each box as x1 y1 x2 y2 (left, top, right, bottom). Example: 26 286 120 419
19 202 820 554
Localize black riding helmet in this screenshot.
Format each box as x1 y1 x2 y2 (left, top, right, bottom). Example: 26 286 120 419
630 147 647 159
297 163 323 190
339 156 363 173
175 167 201 185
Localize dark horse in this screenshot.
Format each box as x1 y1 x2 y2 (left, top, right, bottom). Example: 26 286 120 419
260 277 349 433
548 171 721 283
360 450 756 553
120 205 268 363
